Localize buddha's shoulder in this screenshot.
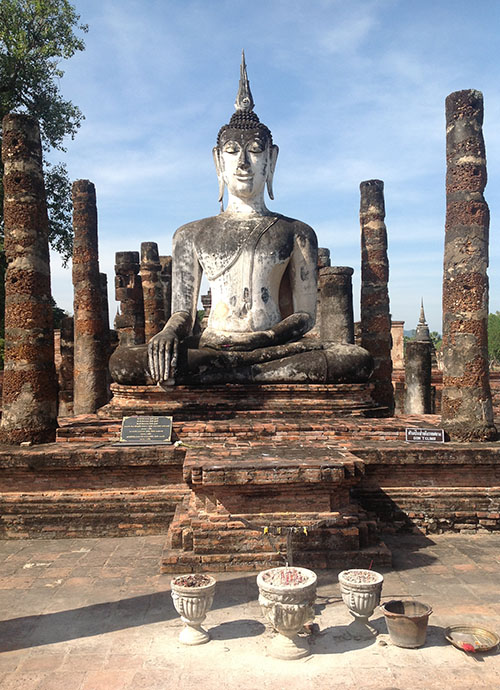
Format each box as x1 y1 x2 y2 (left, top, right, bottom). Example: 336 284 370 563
172 216 222 241
273 214 317 240
172 214 316 240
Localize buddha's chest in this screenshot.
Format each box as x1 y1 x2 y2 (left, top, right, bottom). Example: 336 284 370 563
194 218 293 282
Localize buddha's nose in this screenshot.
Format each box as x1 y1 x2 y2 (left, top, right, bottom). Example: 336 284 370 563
237 148 250 169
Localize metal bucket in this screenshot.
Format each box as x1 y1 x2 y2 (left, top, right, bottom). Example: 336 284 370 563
380 599 432 648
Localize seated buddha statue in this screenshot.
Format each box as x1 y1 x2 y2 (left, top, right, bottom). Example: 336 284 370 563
110 55 372 386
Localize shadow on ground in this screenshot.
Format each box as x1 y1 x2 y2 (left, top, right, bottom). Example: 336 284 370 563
0 575 258 652
209 619 266 640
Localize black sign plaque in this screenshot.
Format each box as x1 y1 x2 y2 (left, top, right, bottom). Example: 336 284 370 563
405 427 445 443
118 415 173 445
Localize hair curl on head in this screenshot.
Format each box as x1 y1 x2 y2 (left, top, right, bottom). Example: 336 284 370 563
217 111 273 147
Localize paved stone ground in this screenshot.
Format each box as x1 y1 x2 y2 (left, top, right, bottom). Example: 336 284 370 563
0 533 498 690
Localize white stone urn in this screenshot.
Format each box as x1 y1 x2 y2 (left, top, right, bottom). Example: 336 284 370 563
171 574 216 645
257 566 317 660
338 568 383 639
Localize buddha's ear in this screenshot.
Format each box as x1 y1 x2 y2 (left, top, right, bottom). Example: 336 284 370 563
266 144 279 200
213 146 225 210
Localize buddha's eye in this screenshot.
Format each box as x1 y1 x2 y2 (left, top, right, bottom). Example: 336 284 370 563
223 143 239 154
248 141 264 153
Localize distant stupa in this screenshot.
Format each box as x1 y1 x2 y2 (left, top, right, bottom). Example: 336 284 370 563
414 299 437 367
415 299 431 342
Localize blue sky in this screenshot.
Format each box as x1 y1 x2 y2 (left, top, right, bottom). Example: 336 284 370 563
49 0 500 333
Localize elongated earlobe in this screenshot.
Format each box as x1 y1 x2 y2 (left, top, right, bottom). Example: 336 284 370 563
266 144 279 200
212 146 225 211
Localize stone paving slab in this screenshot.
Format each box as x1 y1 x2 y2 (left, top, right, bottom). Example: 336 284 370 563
0 533 499 689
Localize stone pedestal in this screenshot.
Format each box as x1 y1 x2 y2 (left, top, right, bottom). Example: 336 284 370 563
72 180 108 415
441 90 496 441
405 341 432 414
0 114 57 444
319 266 355 344
360 179 394 414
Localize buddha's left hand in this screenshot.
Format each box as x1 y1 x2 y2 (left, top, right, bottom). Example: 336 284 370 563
200 328 274 351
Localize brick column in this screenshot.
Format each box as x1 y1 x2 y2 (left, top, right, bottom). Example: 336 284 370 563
442 90 497 440
390 320 405 369
0 114 57 443
405 340 432 414
99 271 112 395
140 242 165 341
200 288 212 332
309 247 330 339
72 180 108 414
360 179 394 414
58 316 74 417
114 251 145 347
319 266 355 344
99 272 111 356
159 255 172 323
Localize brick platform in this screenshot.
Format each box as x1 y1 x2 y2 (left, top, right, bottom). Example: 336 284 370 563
352 441 500 534
1 381 499 575
0 439 188 539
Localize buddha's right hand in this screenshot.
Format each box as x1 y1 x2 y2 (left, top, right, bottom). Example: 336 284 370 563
147 312 192 383
148 327 178 383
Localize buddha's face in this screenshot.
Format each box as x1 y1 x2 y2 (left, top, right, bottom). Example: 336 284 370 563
218 129 271 200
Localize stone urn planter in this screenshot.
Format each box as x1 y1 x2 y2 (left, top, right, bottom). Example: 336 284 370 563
338 568 384 639
257 566 317 660
171 574 216 645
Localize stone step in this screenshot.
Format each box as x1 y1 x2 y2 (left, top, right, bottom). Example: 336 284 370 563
0 487 189 539
161 542 392 573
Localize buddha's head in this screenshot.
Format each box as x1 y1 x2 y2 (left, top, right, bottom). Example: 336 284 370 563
213 53 279 209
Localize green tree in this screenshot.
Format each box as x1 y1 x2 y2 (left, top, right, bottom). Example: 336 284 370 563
429 331 442 351
0 0 87 262
488 311 500 365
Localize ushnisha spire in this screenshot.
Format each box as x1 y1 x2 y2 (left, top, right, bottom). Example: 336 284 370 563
234 51 254 113
216 52 273 146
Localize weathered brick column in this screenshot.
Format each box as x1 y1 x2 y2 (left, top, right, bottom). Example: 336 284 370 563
99 271 112 394
99 271 111 356
405 340 432 414
390 320 405 369
114 251 145 346
442 90 497 440
309 247 330 338
58 316 74 417
159 255 172 323
141 242 165 341
200 288 212 332
319 266 355 344
0 114 57 443
360 179 394 414
72 180 108 414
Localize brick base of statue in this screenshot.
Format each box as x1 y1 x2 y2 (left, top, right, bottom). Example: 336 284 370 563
100 381 386 419
161 443 391 572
